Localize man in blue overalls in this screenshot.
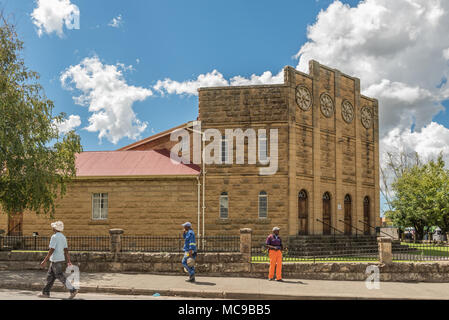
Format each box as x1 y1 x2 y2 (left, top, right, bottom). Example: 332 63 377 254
182 222 197 282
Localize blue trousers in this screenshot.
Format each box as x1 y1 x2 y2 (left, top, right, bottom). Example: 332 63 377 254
182 252 197 276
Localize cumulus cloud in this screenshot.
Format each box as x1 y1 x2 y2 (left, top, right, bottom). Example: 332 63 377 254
61 56 152 144
54 114 81 134
153 69 283 96
154 70 228 96
296 0 449 136
381 122 449 165
154 0 449 167
31 0 80 37
108 14 123 28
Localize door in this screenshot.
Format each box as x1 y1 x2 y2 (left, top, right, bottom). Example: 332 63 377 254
322 192 331 235
298 190 308 235
8 212 23 236
344 194 352 235
363 196 370 235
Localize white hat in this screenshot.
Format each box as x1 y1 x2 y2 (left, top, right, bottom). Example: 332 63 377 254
182 222 192 228
272 226 280 231
51 221 64 232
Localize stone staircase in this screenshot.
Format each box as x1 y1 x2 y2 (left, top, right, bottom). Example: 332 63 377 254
254 235 411 258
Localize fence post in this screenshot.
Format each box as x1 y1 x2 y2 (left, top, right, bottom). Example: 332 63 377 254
109 229 124 254
378 237 393 264
240 228 252 263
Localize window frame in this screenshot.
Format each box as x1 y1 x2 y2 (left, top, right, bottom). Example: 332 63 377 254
92 193 108 221
258 191 268 219
219 192 229 219
221 135 228 164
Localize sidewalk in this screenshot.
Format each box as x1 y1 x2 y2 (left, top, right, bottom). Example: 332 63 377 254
0 270 448 300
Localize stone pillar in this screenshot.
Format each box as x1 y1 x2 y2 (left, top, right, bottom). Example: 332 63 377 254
378 237 392 264
109 229 124 254
240 228 252 263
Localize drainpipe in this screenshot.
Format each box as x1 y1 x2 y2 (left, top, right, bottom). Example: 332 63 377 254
202 135 206 250
197 176 201 239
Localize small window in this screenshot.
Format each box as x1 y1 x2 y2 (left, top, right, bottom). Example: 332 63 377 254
92 193 108 220
219 192 229 219
221 135 228 164
258 191 268 218
259 135 268 162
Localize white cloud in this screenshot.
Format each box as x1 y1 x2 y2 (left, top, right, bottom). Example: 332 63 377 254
381 122 449 165
108 14 123 28
54 114 81 134
229 70 284 86
154 70 229 96
31 0 80 37
295 0 449 137
153 69 283 96
443 48 449 60
61 56 152 144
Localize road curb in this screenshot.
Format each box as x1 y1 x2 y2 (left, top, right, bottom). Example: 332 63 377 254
0 281 421 300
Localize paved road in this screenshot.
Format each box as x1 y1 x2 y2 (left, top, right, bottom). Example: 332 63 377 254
0 288 216 300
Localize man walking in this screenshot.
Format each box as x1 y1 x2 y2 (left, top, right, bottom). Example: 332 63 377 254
266 226 283 281
181 222 197 282
38 221 78 299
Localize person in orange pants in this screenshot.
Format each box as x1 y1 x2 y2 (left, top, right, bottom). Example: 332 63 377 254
266 227 283 281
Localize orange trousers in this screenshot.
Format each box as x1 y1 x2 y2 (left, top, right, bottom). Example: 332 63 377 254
268 249 282 280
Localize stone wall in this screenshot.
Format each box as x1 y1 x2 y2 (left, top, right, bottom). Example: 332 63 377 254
0 177 199 237
1 251 449 283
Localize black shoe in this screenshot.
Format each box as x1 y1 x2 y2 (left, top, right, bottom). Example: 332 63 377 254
186 277 195 283
276 279 284 282
268 278 274 281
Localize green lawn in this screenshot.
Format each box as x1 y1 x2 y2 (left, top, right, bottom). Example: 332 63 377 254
399 242 449 257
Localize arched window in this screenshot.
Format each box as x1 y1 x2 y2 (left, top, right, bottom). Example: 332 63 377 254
344 194 352 235
219 192 229 219
322 192 331 235
363 196 370 235
298 190 308 235
258 191 268 218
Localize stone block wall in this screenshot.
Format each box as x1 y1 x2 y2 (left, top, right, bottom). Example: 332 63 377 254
0 177 199 237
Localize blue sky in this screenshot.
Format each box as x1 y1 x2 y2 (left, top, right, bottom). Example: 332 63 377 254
2 0 367 151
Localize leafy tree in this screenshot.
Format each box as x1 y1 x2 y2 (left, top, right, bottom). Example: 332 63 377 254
386 154 449 240
0 16 82 219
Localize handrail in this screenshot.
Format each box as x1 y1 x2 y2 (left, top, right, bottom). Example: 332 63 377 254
316 219 344 235
7 222 22 236
358 220 394 239
338 219 364 236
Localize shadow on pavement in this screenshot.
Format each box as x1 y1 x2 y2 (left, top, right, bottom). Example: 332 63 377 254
193 281 216 286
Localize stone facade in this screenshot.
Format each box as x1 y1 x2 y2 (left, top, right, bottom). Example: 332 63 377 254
4 178 199 236
198 60 380 237
0 60 380 238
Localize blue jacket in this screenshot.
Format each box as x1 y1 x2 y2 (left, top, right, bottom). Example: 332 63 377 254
183 229 197 252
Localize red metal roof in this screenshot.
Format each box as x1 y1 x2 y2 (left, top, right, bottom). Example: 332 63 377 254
75 149 200 177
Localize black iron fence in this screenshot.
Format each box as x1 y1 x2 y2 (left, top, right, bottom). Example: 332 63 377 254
121 235 240 253
0 236 110 252
251 236 379 262
2 234 449 262
0 235 240 253
393 240 449 261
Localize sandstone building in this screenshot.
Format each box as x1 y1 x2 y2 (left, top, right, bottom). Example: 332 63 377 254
0 61 380 238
